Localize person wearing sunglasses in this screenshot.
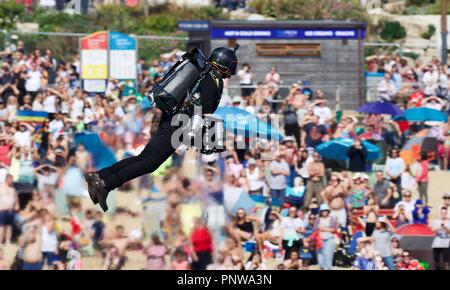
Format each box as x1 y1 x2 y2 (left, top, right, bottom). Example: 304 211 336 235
396 250 424 270
85 45 239 211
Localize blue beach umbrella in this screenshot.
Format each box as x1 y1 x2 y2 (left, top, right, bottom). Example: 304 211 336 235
358 101 403 115
213 106 283 140
75 132 117 170
394 107 448 122
316 138 381 161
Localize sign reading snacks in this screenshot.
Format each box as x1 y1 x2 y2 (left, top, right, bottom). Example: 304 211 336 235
211 28 365 39
256 43 321 57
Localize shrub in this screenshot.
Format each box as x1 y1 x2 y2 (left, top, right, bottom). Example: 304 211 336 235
421 24 436 39
0 0 24 30
379 20 406 42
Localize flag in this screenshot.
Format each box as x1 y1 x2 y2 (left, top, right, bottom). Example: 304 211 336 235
17 110 48 123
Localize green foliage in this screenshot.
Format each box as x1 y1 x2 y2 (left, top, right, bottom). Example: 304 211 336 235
249 0 367 21
0 0 25 30
7 4 229 62
403 52 421 60
406 0 433 6
421 24 436 39
379 20 406 42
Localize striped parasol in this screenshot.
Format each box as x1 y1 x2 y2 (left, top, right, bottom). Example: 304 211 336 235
400 129 438 165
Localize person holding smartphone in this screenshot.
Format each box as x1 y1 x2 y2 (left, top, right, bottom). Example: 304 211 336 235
431 207 450 270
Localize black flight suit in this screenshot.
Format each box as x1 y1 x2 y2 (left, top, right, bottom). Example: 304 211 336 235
98 69 223 191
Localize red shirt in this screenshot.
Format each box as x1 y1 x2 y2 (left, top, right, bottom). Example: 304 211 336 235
191 226 213 253
0 145 11 166
397 260 424 270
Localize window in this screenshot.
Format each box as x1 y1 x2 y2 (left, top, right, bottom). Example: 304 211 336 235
255 43 321 57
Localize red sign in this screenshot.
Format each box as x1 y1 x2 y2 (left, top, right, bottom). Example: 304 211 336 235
81 31 108 50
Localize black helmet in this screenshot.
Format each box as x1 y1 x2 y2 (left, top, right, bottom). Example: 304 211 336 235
208 45 239 78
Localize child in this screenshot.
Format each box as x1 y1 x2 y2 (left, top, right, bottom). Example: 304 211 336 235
412 199 429 224
172 248 190 270
285 177 306 208
299 239 313 269
91 211 105 252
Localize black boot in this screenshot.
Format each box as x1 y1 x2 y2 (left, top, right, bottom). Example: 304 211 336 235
84 172 100 204
94 179 110 212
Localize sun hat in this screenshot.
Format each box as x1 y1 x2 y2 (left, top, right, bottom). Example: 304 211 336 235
247 158 256 165
352 173 362 180
319 203 331 212
443 192 450 198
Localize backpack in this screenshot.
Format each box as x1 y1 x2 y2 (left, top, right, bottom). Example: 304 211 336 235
147 48 208 115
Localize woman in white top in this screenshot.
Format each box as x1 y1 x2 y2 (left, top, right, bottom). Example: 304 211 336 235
245 158 265 195
43 92 57 114
431 207 450 270
244 252 267 270
32 93 45 111
40 216 59 268
71 91 85 120
281 206 304 257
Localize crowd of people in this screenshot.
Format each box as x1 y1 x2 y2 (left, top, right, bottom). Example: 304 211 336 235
0 37 449 270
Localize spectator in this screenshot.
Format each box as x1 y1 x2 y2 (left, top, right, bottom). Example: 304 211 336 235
265 66 281 91
315 204 337 270
280 98 301 146
305 152 325 208
171 248 190 270
394 190 416 218
396 250 424 270
371 216 396 270
393 204 412 227
0 174 17 244
373 171 393 208
302 115 327 148
385 148 405 196
431 207 450 270
268 151 290 201
283 250 301 270
190 218 213 270
412 199 430 224
440 193 450 218
144 233 167 270
227 208 259 243
280 206 304 258
238 63 253 98
347 139 367 172
415 152 430 205
312 99 332 126
321 174 348 227
245 158 265 196
245 252 267 270
41 215 59 269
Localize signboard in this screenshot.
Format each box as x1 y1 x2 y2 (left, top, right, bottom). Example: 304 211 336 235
211 28 365 39
81 31 108 79
256 43 321 57
109 32 137 80
178 20 210 31
83 79 107 93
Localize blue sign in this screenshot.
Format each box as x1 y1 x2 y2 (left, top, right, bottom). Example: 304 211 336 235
211 28 365 39
178 21 210 32
109 31 136 50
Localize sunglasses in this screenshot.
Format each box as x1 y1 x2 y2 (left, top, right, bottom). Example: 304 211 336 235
404 195 412 197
